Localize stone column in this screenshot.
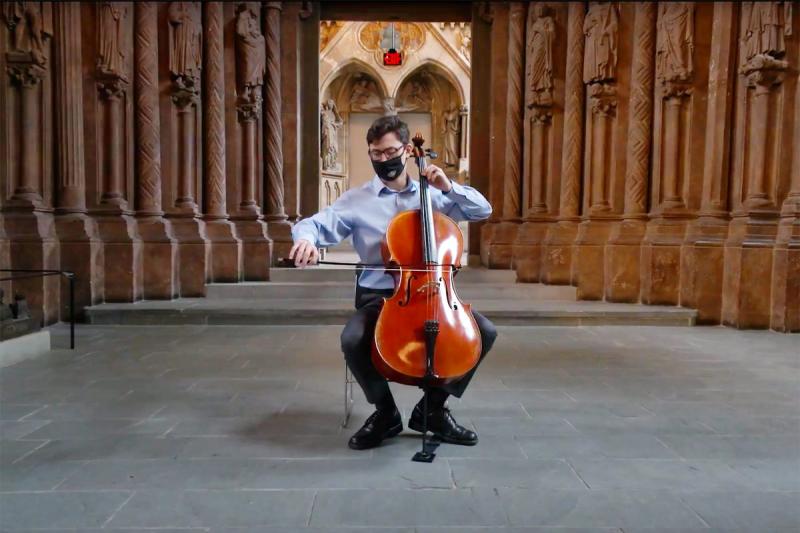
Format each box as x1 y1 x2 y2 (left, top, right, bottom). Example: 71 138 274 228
203 2 242 282
134 2 177 299
458 104 469 166
573 2 624 301
541 2 584 285
486 1 525 269
4 4 60 324
165 2 209 297
52 2 103 317
514 3 562 283
280 2 301 223
263 1 292 264
605 2 655 302
92 4 143 304
723 4 792 329
681 1 737 323
231 2 272 281
771 75 800 331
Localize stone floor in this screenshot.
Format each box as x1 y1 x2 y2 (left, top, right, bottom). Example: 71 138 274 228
1 323 798 532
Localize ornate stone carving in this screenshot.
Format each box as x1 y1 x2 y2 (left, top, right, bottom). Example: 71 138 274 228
349 77 382 111
396 78 430 111
742 2 792 64
624 2 656 216
656 2 694 85
457 24 472 59
320 99 343 171
526 4 555 107
263 1 286 223
588 83 617 116
168 2 202 101
583 2 618 85
442 106 460 167
134 2 162 215
357 22 425 66
382 97 397 116
97 2 128 80
320 21 344 51
204 2 226 218
502 2 526 220
559 2 586 219
235 3 265 103
3 1 52 66
97 76 127 100
7 61 45 87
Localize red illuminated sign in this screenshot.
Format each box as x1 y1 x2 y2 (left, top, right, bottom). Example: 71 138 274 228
383 48 402 66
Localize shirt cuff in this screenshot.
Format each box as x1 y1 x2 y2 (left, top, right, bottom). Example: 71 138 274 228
445 180 467 199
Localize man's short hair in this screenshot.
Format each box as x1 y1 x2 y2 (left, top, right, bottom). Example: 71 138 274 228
366 115 410 145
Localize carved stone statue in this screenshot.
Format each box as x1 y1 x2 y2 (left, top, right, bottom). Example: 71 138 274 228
168 2 202 84
3 1 51 66
235 3 266 102
320 99 344 171
527 4 555 106
382 97 397 116
583 2 618 84
397 78 430 111
657 2 694 83
458 24 472 59
742 2 792 63
349 77 381 111
97 2 127 79
442 106 460 167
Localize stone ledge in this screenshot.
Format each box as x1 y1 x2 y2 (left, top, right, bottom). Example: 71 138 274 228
0 330 51 367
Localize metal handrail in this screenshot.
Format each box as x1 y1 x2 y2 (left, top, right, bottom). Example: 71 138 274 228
0 269 75 349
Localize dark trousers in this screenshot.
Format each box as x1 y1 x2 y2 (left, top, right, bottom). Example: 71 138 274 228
340 288 498 405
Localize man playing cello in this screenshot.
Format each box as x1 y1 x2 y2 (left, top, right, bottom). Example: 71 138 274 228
289 116 497 450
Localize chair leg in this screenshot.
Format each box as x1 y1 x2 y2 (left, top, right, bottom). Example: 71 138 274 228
342 363 354 428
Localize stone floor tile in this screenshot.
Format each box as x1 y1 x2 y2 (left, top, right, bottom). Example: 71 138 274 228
516 435 680 460
0 490 133 529
724 460 800 491
449 458 588 489
0 420 50 440
309 488 508 527
106 489 315 528
657 434 800 460
680 491 800 530
498 488 706 528
20 435 189 462
567 459 749 490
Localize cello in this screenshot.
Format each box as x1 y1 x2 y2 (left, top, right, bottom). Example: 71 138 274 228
371 133 481 462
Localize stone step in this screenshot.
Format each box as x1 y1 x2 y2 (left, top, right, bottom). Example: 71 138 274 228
85 298 697 327
268 266 517 283
206 281 577 301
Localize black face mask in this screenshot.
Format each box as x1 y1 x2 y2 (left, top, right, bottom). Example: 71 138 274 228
371 154 406 182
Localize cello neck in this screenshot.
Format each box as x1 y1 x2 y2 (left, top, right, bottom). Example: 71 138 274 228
413 134 437 265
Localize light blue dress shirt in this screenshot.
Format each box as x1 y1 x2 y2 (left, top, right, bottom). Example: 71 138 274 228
291 175 493 289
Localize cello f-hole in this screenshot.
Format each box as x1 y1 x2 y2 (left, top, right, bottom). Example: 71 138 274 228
398 274 416 307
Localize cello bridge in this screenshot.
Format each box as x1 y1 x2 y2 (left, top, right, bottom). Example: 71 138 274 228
416 280 440 295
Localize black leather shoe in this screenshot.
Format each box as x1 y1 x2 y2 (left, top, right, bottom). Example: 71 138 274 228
348 408 403 450
408 404 478 446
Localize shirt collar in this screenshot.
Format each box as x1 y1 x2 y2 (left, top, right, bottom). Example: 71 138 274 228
370 175 418 196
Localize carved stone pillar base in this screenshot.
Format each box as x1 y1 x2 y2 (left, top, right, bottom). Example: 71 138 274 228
205 219 242 283
513 220 550 282
721 217 779 328
541 220 579 285
137 218 178 300
4 208 59 324
55 214 103 318
232 218 272 281
604 219 646 303
640 218 689 305
168 217 209 297
93 214 143 302
485 221 520 269
574 219 613 300
266 220 294 266
770 216 800 332
680 217 728 324
479 221 498 267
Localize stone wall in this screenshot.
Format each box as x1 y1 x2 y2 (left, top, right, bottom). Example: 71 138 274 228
1 2 797 332
483 2 799 332
0 2 300 323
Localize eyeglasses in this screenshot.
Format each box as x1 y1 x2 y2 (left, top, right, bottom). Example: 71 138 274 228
368 145 405 161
